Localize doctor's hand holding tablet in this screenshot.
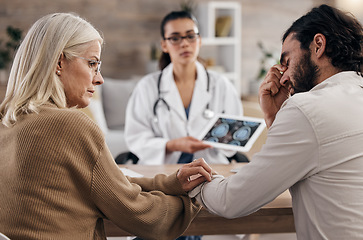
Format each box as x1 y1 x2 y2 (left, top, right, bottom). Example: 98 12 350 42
197 113 266 152
166 113 266 154
166 136 212 154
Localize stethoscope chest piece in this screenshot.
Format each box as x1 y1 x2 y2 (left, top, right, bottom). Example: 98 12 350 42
203 108 215 119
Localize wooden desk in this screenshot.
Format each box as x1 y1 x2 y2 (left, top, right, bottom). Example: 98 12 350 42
105 163 295 237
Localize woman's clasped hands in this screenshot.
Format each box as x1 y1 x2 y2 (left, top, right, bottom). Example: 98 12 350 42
177 158 214 192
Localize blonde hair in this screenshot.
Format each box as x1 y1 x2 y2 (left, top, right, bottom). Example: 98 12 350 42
0 13 103 127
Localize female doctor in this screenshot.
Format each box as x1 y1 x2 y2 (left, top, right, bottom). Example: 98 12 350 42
125 11 243 165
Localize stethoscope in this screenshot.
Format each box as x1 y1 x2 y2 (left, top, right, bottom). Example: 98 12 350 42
153 68 215 123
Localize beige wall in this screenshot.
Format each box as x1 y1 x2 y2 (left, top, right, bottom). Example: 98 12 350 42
1 0 335 93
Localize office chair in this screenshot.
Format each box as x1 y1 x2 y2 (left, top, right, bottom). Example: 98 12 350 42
115 151 139 165
227 152 249 163
115 151 249 164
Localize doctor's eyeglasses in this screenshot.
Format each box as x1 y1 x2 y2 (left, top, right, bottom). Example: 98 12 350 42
164 33 200 45
75 56 102 75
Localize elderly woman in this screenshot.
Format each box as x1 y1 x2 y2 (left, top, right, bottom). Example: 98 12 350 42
0 13 212 240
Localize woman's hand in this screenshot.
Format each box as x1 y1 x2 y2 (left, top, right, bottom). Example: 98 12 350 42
259 64 290 128
177 158 213 192
166 136 212 154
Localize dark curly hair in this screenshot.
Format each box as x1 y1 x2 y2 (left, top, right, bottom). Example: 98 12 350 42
283 4 363 76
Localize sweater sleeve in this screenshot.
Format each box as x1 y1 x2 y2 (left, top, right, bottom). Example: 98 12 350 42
128 172 187 196
54 108 200 239
90 143 201 240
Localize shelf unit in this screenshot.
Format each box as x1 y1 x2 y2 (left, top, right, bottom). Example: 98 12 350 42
197 1 243 96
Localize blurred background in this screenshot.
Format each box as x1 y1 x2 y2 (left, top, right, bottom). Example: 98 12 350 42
1 2 362 239
2 0 357 96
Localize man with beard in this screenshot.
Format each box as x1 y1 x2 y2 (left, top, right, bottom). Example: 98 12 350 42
189 4 363 239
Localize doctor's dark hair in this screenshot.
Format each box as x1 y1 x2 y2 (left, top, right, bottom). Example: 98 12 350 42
159 11 199 70
282 4 363 76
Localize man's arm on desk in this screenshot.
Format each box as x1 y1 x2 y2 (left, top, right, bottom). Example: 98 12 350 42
189 103 319 219
129 158 213 195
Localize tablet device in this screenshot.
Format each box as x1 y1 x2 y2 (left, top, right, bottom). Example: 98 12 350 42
197 114 266 152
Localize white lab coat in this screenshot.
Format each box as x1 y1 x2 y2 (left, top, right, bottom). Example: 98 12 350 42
125 62 243 165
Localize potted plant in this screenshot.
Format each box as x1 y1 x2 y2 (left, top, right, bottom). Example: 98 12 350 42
0 26 22 84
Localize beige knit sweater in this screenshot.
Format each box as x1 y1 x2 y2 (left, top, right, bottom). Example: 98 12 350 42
0 104 201 240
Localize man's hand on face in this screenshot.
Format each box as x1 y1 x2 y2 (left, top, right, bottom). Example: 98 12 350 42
258 64 291 128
